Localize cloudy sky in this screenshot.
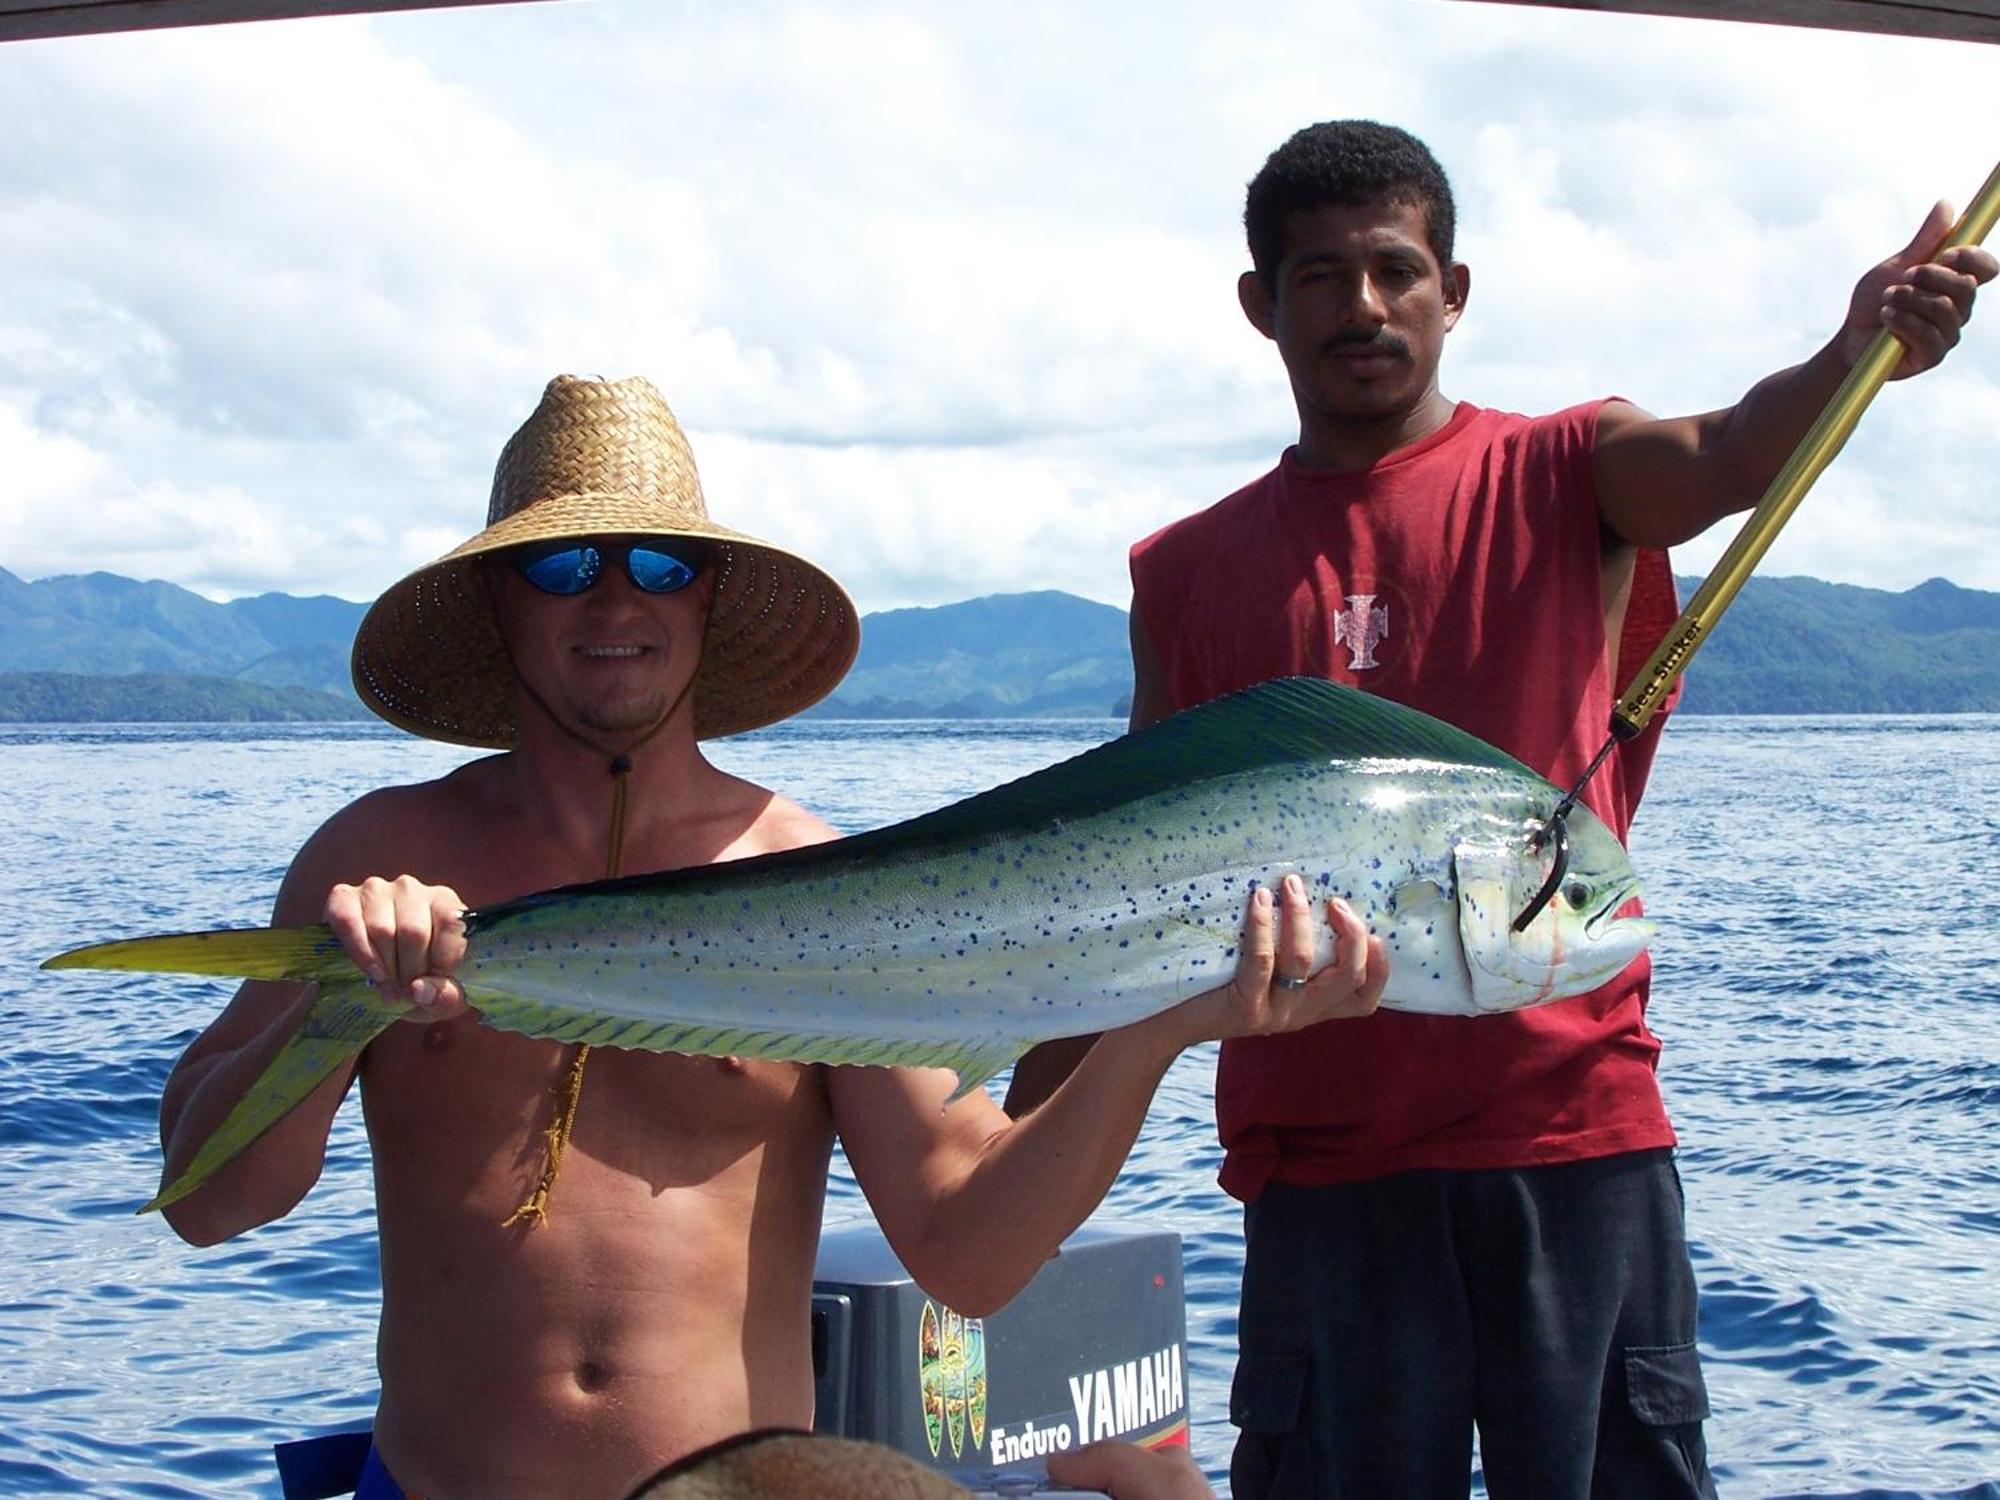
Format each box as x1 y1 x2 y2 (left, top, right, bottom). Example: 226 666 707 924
1 0 1995 614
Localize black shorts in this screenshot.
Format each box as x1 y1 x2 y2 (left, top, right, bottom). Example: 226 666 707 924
1229 1148 1716 1500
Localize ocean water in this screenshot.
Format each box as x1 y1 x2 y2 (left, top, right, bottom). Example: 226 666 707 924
1 714 1996 1499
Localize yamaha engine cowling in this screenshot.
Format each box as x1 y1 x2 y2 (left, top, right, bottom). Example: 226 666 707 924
811 1220 1189 1495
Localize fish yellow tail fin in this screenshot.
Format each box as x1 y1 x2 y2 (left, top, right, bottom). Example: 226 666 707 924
43 924 351 984
144 983 407 1213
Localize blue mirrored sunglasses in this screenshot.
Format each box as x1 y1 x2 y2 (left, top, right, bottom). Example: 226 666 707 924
508 538 705 597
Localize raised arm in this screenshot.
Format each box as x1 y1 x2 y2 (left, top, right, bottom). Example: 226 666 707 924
1593 200 1993 551
157 807 467 1246
832 875 1387 1316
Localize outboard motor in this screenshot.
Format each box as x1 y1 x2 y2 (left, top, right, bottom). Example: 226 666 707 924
812 1220 1189 1495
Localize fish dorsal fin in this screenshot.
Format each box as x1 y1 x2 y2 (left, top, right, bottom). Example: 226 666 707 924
857 674 1539 848
481 677 1539 925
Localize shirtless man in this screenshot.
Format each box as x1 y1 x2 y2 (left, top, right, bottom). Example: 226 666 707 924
158 375 1386 1500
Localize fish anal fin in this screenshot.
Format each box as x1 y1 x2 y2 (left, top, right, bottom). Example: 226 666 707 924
469 992 1030 1103
142 984 405 1214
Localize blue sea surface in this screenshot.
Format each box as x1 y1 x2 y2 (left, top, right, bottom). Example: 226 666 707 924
1 715 1996 1498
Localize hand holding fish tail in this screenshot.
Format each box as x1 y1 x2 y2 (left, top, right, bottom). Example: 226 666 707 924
153 835 430 1243
324 874 470 1021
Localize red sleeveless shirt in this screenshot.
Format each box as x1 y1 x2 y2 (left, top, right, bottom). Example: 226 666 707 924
1130 400 1683 1198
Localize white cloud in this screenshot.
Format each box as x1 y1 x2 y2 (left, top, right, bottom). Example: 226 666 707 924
0 0 1994 609
0 398 370 596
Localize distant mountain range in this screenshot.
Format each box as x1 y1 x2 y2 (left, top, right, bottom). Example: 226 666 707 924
0 566 367 699
809 591 1130 718
1667 573 2000 714
2 565 1997 722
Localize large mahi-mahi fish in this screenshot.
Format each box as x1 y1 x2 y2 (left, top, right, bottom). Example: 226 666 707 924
45 677 1653 1211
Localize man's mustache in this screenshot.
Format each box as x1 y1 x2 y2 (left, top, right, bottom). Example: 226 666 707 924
1319 329 1411 358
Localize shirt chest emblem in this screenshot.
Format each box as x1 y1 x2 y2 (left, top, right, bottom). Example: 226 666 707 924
1333 593 1389 671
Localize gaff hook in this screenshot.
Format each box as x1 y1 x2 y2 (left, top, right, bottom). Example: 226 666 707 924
1511 806 1572 934
1510 731 1616 932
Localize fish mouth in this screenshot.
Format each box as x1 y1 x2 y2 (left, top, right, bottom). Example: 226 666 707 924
1583 878 1649 940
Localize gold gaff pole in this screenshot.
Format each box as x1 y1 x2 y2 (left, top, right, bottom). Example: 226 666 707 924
1612 159 2000 740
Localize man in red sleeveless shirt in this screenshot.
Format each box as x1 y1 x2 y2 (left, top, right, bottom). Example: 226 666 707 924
1008 121 1992 1498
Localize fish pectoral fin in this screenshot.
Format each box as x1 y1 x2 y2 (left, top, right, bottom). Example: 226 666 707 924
1389 877 1451 916
143 983 405 1214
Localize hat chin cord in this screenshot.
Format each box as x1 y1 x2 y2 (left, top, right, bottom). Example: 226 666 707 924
498 647 699 1229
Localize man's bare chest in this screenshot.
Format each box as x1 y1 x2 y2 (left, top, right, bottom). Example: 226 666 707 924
360 1015 832 1185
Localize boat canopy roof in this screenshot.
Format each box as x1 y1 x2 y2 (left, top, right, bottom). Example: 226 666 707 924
2 0 1995 43
1460 0 1998 44
0 0 535 45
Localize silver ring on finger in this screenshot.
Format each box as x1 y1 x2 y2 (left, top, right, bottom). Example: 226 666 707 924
1272 973 1310 991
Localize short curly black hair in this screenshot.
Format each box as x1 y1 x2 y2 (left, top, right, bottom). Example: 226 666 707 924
1245 121 1456 288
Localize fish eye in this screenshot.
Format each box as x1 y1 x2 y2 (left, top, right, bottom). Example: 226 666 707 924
1562 880 1591 910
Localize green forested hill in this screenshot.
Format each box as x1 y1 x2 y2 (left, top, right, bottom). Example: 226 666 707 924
0 567 367 697
0 672 360 723
2 566 1996 721
1669 575 2000 713
808 591 1132 718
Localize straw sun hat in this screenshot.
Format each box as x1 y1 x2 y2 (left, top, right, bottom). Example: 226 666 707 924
352 375 860 746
